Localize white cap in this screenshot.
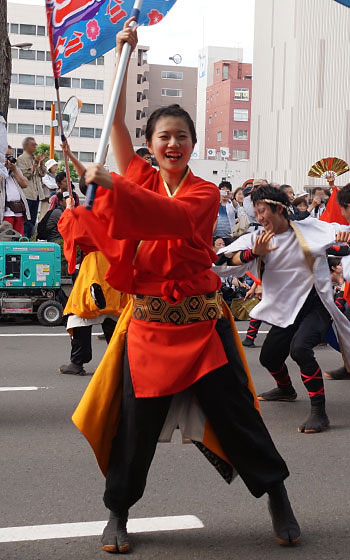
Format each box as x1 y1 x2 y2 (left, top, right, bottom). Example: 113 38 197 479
45 158 58 172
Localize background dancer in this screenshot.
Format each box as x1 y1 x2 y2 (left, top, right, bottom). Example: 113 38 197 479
219 185 350 434
69 21 301 554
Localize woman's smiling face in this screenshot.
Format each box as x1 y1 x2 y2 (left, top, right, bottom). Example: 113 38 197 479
147 116 194 174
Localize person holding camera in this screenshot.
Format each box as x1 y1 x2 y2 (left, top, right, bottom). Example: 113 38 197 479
213 181 236 244
0 145 30 235
17 136 47 238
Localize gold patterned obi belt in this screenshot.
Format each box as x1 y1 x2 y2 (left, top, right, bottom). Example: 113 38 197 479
132 292 223 325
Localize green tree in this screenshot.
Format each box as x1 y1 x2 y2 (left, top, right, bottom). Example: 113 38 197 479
58 160 79 183
36 142 78 182
35 143 59 162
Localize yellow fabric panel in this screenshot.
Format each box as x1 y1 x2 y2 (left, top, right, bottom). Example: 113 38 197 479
72 299 133 476
64 251 128 318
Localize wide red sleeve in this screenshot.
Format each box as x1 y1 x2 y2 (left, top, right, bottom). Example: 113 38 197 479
107 173 219 241
58 209 98 274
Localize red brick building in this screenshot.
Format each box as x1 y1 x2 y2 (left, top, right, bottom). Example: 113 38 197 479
205 60 252 160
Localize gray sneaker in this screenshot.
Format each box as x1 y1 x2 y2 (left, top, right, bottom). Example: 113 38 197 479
59 362 86 376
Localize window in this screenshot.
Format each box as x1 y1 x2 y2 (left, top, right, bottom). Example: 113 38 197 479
232 149 248 160
233 129 248 140
161 71 183 80
97 56 104 65
217 131 222 142
19 74 35 85
44 126 51 135
96 104 103 114
19 49 35 60
35 125 43 135
10 23 19 33
11 73 18 84
79 152 94 162
18 99 35 110
18 123 35 134
233 109 249 122
36 75 44 86
81 103 95 114
208 116 212 125
81 78 95 89
137 92 142 102
72 78 80 88
216 68 220 75
223 64 229 80
9 98 17 109
46 77 54 86
59 77 71 88
37 50 45 61
11 48 18 59
35 100 44 111
45 101 53 111
8 123 17 133
95 128 102 138
96 80 104 90
80 127 94 138
20 24 36 35
46 51 52 61
234 88 249 101
71 127 79 137
161 88 182 97
37 26 45 36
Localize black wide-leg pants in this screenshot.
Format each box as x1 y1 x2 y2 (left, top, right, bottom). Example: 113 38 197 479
104 318 289 514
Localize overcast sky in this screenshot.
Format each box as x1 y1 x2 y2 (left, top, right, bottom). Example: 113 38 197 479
10 0 255 66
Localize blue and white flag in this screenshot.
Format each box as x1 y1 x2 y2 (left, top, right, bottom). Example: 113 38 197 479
46 0 178 77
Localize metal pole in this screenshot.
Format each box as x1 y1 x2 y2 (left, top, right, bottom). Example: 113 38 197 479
55 79 73 198
50 103 55 159
85 0 143 210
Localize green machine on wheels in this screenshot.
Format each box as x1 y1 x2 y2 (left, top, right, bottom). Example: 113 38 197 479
0 241 64 326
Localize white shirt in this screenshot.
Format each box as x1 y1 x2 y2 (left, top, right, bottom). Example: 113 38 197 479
249 229 314 327
4 173 22 217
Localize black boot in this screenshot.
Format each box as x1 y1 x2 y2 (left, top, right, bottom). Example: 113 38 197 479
298 402 329 433
258 385 297 402
242 337 256 348
324 366 350 380
268 483 301 546
101 510 129 553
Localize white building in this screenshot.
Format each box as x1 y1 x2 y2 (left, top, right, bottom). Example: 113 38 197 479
7 3 149 169
196 46 243 159
250 0 350 191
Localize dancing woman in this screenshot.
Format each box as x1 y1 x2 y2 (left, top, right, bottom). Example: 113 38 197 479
65 20 300 553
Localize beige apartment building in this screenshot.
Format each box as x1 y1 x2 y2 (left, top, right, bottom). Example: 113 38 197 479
7 3 149 165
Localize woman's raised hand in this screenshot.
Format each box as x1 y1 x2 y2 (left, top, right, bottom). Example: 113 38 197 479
116 17 138 56
85 164 113 190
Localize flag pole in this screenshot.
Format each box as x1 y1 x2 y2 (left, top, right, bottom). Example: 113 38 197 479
55 79 73 198
85 0 143 210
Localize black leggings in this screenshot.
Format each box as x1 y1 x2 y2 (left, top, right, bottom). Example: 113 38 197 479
260 288 331 404
104 318 289 514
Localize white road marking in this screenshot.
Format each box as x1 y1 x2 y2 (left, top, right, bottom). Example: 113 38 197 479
0 333 103 337
0 331 268 337
0 386 48 392
0 515 204 543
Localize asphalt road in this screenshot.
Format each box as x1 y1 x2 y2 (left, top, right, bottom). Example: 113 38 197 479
1 318 350 560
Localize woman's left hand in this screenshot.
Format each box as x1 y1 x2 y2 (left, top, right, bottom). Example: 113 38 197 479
85 164 113 190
